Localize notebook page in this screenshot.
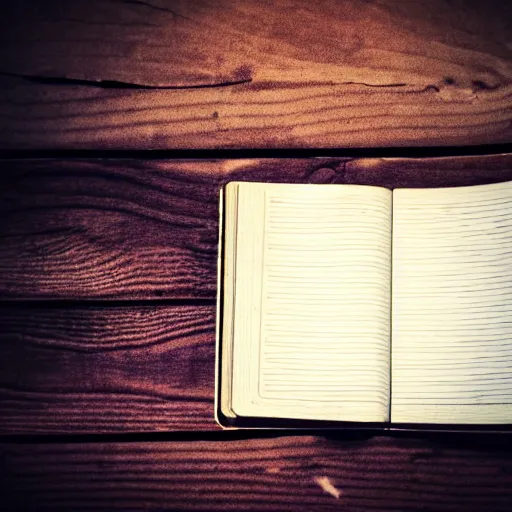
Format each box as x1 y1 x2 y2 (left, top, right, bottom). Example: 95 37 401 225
231 182 392 422
392 181 512 424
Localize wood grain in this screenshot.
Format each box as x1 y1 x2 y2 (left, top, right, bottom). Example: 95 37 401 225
0 0 511 149
2 435 512 511
0 304 217 433
1 155 512 299
0 159 220 299
0 157 348 299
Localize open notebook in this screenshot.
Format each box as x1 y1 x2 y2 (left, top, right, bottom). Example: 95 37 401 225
217 181 512 428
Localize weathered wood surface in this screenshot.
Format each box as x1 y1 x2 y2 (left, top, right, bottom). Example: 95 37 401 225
1 155 512 299
0 0 511 149
3 435 512 511
0 304 216 433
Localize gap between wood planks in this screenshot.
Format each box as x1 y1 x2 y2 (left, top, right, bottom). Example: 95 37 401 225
1 144 512 160
0 428 509 446
0 298 215 308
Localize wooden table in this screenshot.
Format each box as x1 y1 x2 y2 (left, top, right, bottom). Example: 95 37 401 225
1 1 512 510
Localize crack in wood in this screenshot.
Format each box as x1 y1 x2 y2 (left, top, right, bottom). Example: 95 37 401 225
120 0 194 22
1 71 494 101
339 82 408 88
0 72 253 90
53 17 159 28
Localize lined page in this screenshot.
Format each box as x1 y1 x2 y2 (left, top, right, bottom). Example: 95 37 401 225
236 183 392 422
392 181 512 424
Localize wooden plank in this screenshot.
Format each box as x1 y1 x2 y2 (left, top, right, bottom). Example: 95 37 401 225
0 304 217 433
0 0 511 149
1 155 512 299
343 153 512 189
2 435 512 511
0 158 222 299
0 157 348 299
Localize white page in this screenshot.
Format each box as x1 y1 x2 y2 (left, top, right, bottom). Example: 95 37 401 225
230 182 392 422
392 180 512 424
